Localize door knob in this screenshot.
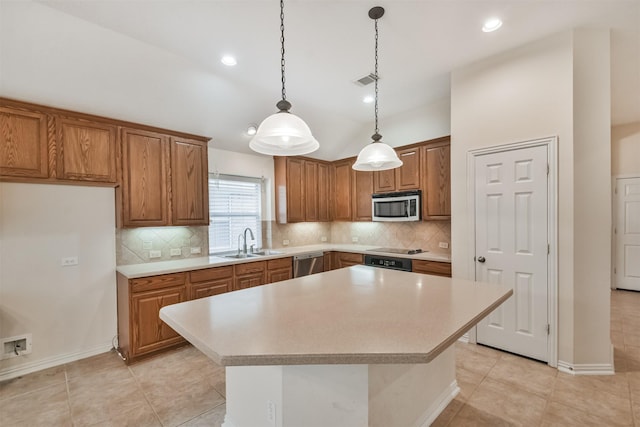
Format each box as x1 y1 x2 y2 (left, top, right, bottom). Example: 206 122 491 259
477 256 486 263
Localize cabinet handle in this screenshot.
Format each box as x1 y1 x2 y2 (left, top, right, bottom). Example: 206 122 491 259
400 152 415 157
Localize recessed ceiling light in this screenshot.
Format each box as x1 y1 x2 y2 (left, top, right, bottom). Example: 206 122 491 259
247 125 257 136
363 95 374 104
221 55 237 66
482 17 502 33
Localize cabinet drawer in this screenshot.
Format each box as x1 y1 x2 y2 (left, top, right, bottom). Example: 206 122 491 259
267 257 292 270
130 272 186 293
412 260 452 277
234 261 266 276
190 266 233 283
337 252 364 263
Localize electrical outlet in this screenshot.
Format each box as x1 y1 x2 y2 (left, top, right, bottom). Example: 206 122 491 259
267 400 276 426
149 250 162 258
321 236 327 242
142 241 153 250
283 239 290 246
439 242 449 249
61 256 78 267
351 236 359 243
190 247 201 255
170 248 182 256
1 334 32 360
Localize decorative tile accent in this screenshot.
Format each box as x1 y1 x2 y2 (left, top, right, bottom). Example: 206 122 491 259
116 226 209 265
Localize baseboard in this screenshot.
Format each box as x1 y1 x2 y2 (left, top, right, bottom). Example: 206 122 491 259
416 380 460 427
458 333 470 344
0 343 113 382
558 359 615 376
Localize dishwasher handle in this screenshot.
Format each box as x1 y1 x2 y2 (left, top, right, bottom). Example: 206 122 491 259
293 251 324 261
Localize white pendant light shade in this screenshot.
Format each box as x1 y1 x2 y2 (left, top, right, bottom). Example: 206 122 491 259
249 111 319 156
353 141 402 171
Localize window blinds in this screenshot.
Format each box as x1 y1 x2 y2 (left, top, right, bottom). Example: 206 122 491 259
208 174 262 254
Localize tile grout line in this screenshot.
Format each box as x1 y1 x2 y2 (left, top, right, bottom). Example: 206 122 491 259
63 369 75 426
127 364 165 427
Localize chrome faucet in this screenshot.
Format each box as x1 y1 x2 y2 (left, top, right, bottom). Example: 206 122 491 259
238 227 255 255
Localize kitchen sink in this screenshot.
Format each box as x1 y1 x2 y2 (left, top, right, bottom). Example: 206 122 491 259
222 250 283 259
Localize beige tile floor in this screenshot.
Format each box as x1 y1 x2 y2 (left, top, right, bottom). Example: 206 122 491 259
1 289 639 426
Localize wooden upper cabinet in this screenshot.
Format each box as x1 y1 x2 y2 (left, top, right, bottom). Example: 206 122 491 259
317 162 331 222
332 159 352 221
170 137 209 226
423 141 451 219
352 167 373 221
304 161 318 221
373 168 395 193
56 116 117 183
396 147 421 190
274 156 330 223
373 147 420 193
121 128 169 227
0 105 49 178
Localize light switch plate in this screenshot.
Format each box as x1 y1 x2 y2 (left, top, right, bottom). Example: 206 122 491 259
321 236 327 242
149 250 162 258
190 247 201 254
61 256 78 267
351 236 359 243
439 242 449 249
282 239 290 246
170 248 182 256
142 241 153 250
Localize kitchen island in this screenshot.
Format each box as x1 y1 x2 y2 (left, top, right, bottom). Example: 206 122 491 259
160 265 512 427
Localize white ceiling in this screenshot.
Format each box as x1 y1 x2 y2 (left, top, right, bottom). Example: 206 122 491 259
6 1 640 160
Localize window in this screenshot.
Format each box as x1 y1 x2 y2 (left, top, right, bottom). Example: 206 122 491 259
209 174 262 254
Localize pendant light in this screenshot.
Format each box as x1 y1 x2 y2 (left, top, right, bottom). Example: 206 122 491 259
353 7 402 171
249 0 319 156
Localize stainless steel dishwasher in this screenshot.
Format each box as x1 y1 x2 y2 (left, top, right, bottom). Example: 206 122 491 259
293 252 324 277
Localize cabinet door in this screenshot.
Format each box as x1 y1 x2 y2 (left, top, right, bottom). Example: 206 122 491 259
267 268 292 284
317 162 331 221
323 252 334 271
352 169 373 221
396 147 420 190
304 160 318 221
171 137 209 225
286 158 305 222
0 106 49 178
131 285 187 357
412 260 452 277
234 273 265 290
56 116 117 183
121 128 169 227
332 160 352 221
424 144 451 219
374 169 395 193
335 252 364 269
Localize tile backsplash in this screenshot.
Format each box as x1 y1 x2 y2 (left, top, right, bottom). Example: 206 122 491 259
116 226 208 265
117 220 450 265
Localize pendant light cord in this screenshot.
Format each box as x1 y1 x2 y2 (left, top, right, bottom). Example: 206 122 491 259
374 17 379 136
280 0 286 102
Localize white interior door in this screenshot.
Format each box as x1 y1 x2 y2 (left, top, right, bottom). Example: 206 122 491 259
474 144 549 362
615 177 640 291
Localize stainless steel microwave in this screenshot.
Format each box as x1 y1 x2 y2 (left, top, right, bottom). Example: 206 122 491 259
372 190 421 222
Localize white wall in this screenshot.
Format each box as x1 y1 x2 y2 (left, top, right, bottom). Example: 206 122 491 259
612 122 640 175
451 30 612 368
0 183 116 380
335 97 452 160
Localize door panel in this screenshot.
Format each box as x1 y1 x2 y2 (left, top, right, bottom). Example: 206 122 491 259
475 144 548 362
616 177 640 290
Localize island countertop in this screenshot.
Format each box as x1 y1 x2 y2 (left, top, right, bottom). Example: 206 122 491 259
160 265 512 366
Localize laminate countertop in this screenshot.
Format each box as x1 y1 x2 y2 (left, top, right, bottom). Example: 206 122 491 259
160 265 512 366
116 244 451 279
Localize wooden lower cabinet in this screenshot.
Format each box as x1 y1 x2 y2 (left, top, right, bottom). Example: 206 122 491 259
189 266 233 299
266 257 293 283
412 260 452 277
117 272 188 363
333 252 364 269
234 261 266 291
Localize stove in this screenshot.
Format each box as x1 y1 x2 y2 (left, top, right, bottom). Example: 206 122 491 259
367 247 425 255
